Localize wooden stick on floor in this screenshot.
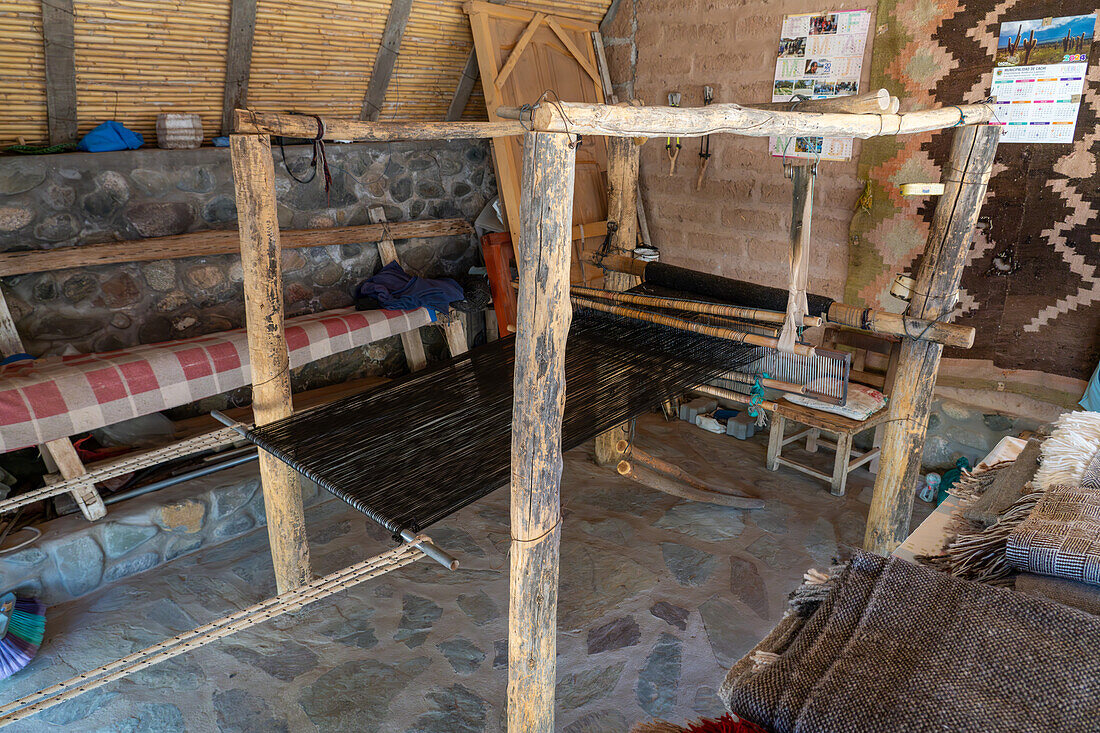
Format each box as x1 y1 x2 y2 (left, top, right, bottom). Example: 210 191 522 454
230 134 311 593
508 130 576 732
863 124 1000 555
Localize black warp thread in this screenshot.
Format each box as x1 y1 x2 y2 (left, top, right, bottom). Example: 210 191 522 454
642 261 835 317
244 308 759 536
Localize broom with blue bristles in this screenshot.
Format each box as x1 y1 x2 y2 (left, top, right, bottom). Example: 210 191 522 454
0 592 45 680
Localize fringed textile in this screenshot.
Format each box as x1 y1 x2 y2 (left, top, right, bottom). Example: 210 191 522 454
720 551 1100 733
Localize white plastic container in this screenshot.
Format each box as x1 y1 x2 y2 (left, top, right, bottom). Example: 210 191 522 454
156 113 204 149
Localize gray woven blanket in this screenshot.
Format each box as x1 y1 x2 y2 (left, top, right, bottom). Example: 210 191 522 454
1007 448 1100 584
720 551 1100 732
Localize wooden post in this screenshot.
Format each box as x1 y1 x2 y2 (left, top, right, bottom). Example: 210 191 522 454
230 134 312 592
508 130 575 732
221 0 258 135
593 134 640 466
863 124 999 554
367 207 428 372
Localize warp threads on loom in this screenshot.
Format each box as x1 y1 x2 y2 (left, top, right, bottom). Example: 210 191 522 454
243 309 762 537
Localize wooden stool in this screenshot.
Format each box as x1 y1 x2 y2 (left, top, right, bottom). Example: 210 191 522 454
766 399 890 497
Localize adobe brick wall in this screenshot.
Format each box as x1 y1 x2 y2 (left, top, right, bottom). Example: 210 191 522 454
603 0 876 299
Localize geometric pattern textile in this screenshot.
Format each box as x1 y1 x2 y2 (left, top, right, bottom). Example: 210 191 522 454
848 0 1100 379
0 306 431 452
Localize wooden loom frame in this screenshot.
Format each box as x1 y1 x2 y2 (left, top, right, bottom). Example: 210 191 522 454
224 99 998 730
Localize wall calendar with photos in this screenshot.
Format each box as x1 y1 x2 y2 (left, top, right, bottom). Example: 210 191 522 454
770 9 871 161
991 14 1096 144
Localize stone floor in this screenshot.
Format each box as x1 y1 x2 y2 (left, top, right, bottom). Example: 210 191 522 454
0 414 927 732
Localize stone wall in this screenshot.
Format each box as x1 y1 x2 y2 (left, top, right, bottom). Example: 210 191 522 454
0 141 496 406
1 462 331 604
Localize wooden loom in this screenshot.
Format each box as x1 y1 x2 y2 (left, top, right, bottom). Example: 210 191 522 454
1 100 997 727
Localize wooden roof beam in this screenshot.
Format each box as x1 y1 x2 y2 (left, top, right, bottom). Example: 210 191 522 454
221 0 258 136
445 49 480 121
41 0 77 144
360 0 414 122
498 101 995 139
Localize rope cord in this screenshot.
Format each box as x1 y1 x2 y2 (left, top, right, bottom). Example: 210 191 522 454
0 543 426 725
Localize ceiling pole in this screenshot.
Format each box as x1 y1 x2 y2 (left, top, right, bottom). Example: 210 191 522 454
360 0 414 121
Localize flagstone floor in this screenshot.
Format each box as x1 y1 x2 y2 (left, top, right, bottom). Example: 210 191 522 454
0 413 929 732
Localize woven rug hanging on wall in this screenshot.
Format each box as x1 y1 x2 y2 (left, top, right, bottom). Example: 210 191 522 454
848 0 1100 380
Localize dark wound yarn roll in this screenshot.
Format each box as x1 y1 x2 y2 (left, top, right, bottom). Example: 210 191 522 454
642 262 835 317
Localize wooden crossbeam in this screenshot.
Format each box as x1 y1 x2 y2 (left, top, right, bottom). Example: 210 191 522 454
360 0 414 121
233 109 523 141
0 219 472 277
503 101 996 139
445 49 480 121
40 0 77 144
221 0 258 135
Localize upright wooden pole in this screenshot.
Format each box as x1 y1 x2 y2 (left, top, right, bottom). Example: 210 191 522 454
221 0 258 135
863 124 999 554
594 134 641 465
508 130 576 732
230 134 312 592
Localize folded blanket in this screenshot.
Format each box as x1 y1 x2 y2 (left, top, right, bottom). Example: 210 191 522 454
354 261 464 313
1006 448 1100 584
1014 572 1100 616
721 551 1100 733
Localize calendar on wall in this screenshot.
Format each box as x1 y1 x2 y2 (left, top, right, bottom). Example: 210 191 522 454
769 9 872 161
991 14 1096 143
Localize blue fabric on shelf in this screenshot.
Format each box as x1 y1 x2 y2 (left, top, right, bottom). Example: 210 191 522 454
354 262 464 313
1081 362 1100 412
76 121 144 152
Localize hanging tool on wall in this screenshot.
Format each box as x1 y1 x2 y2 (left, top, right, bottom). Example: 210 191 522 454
695 86 714 190
666 92 682 174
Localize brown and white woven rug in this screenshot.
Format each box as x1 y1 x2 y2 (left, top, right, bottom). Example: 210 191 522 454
1007 448 1100 583
721 551 1100 732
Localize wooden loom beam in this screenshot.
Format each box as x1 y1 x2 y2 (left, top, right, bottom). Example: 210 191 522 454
863 124 999 555
502 101 995 140
230 134 311 593
233 109 524 141
588 253 974 348
509 130 575 732
368 206 428 372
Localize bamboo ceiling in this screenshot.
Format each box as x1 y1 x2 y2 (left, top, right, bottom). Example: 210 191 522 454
0 0 611 145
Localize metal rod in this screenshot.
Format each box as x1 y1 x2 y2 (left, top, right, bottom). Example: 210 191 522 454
399 530 459 570
104 451 259 506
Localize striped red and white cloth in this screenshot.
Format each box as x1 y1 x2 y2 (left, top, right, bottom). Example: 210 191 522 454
0 307 432 452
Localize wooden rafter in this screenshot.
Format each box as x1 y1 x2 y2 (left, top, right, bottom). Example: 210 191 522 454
546 17 601 87
40 0 77 144
445 49 480 121
360 0 414 121
221 0 258 135
494 13 545 90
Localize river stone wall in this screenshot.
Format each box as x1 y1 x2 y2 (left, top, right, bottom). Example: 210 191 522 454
0 140 496 408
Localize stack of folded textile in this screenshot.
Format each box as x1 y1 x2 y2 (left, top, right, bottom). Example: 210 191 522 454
720 551 1100 732
918 411 1100 613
